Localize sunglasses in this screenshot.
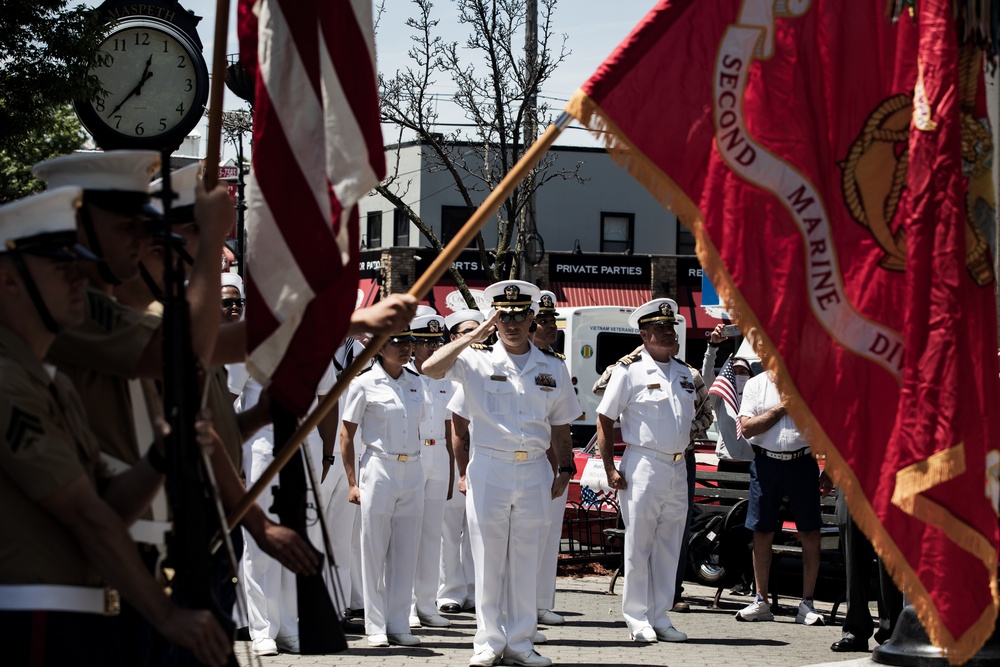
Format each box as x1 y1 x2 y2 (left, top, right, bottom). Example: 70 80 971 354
498 312 529 324
221 298 245 308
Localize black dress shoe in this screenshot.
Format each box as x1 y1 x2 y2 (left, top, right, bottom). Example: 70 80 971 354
341 618 366 634
831 637 869 652
439 603 462 614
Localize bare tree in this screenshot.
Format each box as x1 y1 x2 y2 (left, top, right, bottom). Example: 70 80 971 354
377 0 583 293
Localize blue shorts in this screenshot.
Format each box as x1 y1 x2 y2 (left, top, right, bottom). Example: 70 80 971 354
745 452 821 533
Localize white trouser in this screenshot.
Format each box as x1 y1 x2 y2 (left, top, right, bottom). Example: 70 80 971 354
439 462 475 607
619 448 688 633
466 451 551 657
349 507 364 610
242 433 297 641
412 446 449 616
537 479 569 611
359 451 425 635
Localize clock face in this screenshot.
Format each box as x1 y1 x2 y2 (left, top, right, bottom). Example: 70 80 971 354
78 19 208 149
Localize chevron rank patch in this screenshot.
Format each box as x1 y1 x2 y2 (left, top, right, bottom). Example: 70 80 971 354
5 405 44 453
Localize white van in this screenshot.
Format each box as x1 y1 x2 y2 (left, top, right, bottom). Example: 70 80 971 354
557 306 687 446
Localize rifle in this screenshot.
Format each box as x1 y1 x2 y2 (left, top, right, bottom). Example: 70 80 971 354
158 149 240 666
270 401 347 654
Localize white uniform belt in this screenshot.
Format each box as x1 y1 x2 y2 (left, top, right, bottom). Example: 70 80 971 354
102 454 172 545
476 447 546 462
129 519 172 545
0 584 120 616
630 446 686 463
367 449 421 462
752 445 810 461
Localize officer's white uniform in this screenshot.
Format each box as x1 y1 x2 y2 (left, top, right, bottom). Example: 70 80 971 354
342 361 426 637
596 301 695 638
443 334 581 658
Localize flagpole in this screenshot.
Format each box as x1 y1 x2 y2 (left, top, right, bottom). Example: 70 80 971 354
221 112 574 533
203 0 232 189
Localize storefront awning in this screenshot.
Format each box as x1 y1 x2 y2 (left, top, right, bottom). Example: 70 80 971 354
552 282 651 309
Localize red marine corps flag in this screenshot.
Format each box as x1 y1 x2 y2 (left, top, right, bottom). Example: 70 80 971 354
238 0 385 414
567 0 999 661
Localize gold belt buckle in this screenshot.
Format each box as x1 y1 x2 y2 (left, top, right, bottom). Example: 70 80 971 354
397 454 409 462
424 439 435 446
104 587 121 616
514 451 528 462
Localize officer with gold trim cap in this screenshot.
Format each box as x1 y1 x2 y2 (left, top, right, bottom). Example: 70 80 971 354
0 189 231 666
597 297 694 644
421 279 581 667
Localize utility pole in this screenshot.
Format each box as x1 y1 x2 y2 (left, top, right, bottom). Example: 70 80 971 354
520 0 541 279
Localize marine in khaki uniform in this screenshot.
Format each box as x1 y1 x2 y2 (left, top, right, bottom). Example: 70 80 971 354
0 188 231 666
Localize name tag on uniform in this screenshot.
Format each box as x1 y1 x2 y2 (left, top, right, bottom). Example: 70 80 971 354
646 383 661 390
490 374 507 382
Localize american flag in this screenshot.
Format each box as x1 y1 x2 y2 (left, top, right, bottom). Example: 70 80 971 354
709 356 742 440
581 485 617 509
238 0 385 415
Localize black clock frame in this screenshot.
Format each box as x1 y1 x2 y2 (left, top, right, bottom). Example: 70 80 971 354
74 16 209 152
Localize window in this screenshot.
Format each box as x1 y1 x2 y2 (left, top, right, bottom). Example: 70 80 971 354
677 224 696 255
441 205 476 247
600 212 634 253
393 209 410 246
366 211 382 249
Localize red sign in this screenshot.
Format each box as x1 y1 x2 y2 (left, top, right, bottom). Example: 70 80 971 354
218 165 239 180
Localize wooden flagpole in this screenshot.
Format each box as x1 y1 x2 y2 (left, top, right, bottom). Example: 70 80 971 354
222 112 573 533
202 0 231 189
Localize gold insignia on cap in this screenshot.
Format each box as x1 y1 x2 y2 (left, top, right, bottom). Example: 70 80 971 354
504 284 520 301
540 294 554 308
429 320 441 333
659 302 673 317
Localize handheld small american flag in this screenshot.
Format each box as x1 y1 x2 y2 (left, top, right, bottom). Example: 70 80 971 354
238 0 385 415
708 357 741 440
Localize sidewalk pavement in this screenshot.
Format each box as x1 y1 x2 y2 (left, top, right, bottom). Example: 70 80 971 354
234 575 888 666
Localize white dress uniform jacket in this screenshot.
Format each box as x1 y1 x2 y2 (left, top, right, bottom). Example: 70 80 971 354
597 350 696 635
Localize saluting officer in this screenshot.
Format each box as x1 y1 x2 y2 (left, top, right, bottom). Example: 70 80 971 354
408 312 456 629
597 298 694 644
0 188 231 666
341 327 427 648
423 281 581 667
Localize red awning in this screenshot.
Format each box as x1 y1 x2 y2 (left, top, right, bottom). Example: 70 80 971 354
552 282 651 308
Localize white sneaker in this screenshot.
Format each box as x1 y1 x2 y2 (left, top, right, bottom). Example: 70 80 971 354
368 633 389 647
251 637 278 656
501 650 553 667
796 599 826 626
533 630 548 644
276 635 300 653
469 649 499 666
409 613 422 629
735 596 774 622
417 612 452 627
654 626 687 642
387 632 422 646
630 626 657 642
537 609 565 625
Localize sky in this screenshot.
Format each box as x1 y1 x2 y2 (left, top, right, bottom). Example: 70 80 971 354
152 0 658 158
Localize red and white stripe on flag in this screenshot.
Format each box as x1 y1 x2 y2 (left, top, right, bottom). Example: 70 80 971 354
239 0 385 415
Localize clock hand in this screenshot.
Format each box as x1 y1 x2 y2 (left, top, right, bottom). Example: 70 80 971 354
107 54 154 117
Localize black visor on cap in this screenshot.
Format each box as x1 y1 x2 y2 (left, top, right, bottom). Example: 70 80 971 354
6 231 99 261
387 333 416 343
83 190 150 216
